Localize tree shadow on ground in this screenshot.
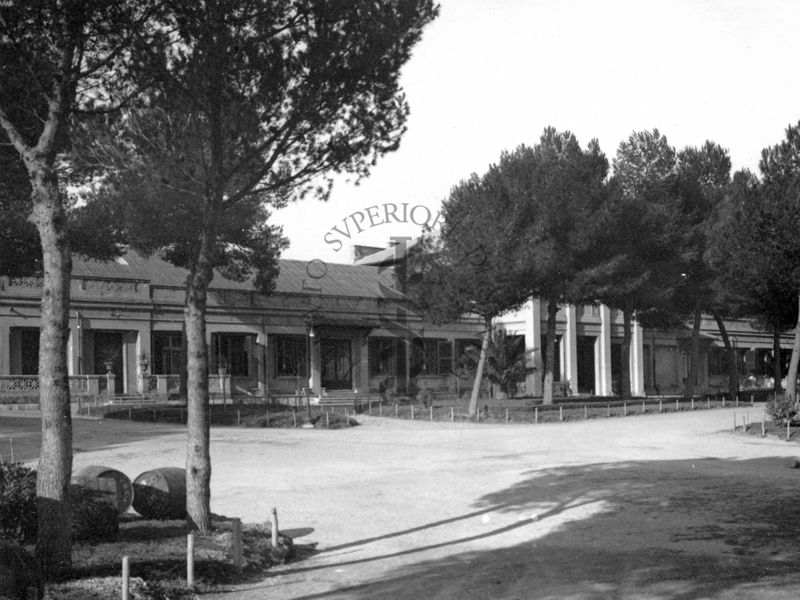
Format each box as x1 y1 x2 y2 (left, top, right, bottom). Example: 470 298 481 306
276 456 800 599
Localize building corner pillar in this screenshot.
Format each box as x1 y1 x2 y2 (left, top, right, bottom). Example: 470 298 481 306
564 305 578 395
631 317 645 397
597 305 613 396
525 298 543 396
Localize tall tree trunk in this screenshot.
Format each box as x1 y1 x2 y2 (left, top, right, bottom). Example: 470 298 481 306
684 306 701 399
621 308 633 398
772 328 782 394
712 312 739 400
542 299 558 405
786 294 800 403
186 23 225 532
30 170 73 579
468 316 492 417
185 224 216 533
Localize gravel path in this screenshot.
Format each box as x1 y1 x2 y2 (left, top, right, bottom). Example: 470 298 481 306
63 406 800 599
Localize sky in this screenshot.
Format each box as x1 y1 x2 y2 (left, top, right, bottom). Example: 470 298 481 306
273 0 800 265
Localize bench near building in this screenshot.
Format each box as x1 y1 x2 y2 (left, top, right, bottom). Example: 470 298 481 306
0 246 794 404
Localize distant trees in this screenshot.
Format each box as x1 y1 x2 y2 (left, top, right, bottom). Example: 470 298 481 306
411 166 531 417
412 128 608 406
671 142 732 399
708 123 800 401
588 130 684 397
500 129 608 403
417 123 800 407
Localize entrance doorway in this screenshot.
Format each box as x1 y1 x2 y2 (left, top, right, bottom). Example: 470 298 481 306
93 331 124 393
577 336 596 394
320 338 352 390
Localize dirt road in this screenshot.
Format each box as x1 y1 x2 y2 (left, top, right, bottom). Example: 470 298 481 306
51 407 800 599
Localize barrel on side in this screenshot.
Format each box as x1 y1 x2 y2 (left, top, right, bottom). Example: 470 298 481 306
132 467 186 520
70 466 133 516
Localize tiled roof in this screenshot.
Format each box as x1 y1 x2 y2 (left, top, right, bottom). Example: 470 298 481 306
72 250 396 299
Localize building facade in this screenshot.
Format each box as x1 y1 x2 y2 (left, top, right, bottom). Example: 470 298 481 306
0 248 793 402
497 299 794 397
0 250 482 401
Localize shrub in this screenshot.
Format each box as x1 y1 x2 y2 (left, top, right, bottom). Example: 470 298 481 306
462 330 534 398
765 393 797 425
0 463 37 544
70 485 119 542
0 540 40 600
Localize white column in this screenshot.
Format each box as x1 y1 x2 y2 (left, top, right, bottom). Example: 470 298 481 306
596 305 613 396
563 305 578 395
525 298 543 396
630 317 645 397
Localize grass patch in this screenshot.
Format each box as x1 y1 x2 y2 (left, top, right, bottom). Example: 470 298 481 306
100 397 765 428
102 403 360 429
742 419 800 444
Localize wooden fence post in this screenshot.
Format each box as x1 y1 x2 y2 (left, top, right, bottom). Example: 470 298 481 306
122 556 130 600
187 533 195 588
232 518 243 571
271 508 279 548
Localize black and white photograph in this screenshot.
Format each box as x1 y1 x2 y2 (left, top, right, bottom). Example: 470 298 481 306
2 1 800 598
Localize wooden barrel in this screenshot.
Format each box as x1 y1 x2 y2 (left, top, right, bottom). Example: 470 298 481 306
132 467 186 520
70 466 133 516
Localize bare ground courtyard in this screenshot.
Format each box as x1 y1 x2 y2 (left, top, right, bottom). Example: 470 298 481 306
5 406 800 599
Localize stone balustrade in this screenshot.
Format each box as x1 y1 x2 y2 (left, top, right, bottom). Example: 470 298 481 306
0 375 111 396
